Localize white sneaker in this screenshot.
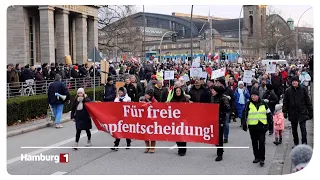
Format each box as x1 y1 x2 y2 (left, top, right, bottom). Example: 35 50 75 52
55 124 63 128
86 140 92 147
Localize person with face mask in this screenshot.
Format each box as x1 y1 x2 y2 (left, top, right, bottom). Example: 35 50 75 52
111 87 132 151
242 89 272 167
282 76 313 148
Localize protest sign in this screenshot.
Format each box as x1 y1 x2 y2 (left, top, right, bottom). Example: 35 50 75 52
266 63 276 74
85 102 219 144
164 71 174 80
201 72 208 80
192 62 200 67
190 68 202 78
183 74 190 82
211 68 226 80
243 70 253 83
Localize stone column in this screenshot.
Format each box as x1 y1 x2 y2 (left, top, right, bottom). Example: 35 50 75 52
72 18 76 64
87 16 99 58
55 9 69 64
75 14 87 65
38 6 55 64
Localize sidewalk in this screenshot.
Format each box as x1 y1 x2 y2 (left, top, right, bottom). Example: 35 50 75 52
7 113 71 138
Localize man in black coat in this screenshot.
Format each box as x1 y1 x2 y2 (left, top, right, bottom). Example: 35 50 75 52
215 77 234 143
262 84 279 135
153 80 168 102
42 63 50 80
21 64 34 82
102 77 116 102
124 77 138 101
282 76 313 147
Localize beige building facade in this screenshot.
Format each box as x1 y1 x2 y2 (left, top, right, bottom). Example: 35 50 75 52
7 5 99 66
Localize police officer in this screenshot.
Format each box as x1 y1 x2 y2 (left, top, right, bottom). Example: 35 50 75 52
242 89 272 167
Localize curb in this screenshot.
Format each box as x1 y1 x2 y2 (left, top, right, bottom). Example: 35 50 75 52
7 117 71 138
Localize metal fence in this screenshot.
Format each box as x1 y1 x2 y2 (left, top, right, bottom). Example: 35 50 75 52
6 74 130 98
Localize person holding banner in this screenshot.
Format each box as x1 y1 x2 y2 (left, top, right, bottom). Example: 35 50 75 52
140 89 158 153
169 87 189 156
210 85 230 161
111 87 132 151
242 89 272 167
71 88 92 150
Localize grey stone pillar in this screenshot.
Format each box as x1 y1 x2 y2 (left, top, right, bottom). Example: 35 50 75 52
38 6 55 64
75 14 87 65
55 9 69 64
72 18 76 64
87 16 99 57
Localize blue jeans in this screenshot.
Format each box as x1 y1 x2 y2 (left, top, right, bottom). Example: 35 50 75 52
224 113 231 140
51 104 64 124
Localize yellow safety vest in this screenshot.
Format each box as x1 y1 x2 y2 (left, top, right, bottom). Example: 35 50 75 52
156 71 163 81
247 102 267 125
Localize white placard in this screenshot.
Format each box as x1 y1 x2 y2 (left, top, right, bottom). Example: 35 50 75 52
190 68 203 78
192 62 200 67
183 74 190 82
211 68 226 80
195 57 200 63
238 57 243 64
266 63 277 74
243 70 253 83
201 72 208 79
164 71 174 80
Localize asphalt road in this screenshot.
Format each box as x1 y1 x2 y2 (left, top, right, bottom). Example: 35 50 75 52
7 119 278 175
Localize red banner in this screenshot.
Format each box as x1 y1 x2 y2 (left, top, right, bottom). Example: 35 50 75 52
85 102 220 144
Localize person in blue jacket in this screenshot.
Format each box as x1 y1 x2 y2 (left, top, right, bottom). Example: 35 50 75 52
234 81 250 127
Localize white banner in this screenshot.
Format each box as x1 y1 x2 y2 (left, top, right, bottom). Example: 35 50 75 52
164 71 175 80
183 74 190 82
192 62 200 67
243 70 253 83
190 68 203 78
211 68 226 80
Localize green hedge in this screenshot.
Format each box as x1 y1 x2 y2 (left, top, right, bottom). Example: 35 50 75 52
7 87 104 126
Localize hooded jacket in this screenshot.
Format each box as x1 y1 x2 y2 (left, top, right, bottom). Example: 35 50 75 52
114 87 131 102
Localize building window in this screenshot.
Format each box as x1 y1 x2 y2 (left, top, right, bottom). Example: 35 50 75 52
178 44 182 48
184 43 190 48
29 17 35 65
249 11 253 15
249 15 253 36
172 44 176 48
163 45 168 49
193 43 198 47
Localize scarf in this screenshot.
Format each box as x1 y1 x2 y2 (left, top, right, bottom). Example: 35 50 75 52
237 88 245 105
77 97 84 111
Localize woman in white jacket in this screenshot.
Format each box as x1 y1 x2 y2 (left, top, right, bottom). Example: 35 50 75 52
111 87 132 151
299 69 311 88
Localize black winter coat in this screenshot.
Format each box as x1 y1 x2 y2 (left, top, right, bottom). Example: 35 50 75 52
71 97 92 130
154 86 168 102
124 83 138 102
211 94 230 124
21 68 34 82
71 69 79 78
282 85 313 122
48 80 70 105
102 84 116 102
42 68 49 80
262 90 278 113
200 87 212 103
188 85 206 103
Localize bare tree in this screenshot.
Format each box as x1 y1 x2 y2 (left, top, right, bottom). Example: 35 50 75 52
98 5 141 58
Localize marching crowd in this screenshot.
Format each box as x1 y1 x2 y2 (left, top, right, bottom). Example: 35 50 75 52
44 56 313 170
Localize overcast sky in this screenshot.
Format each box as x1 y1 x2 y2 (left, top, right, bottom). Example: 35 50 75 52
136 5 313 27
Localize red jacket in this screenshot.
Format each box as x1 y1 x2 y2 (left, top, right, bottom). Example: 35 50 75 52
280 71 288 83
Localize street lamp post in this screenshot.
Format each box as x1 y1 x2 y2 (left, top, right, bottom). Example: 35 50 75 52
159 31 175 62
296 7 312 58
238 6 243 57
190 5 194 62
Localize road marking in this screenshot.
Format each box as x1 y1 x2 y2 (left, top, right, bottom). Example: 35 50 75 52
169 145 177 150
51 171 67 175
7 129 99 165
20 146 250 149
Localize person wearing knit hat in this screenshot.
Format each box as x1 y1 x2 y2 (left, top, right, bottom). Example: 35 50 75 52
290 144 313 172
234 81 250 126
102 76 116 102
242 86 272 167
112 86 132 151
210 85 230 161
71 88 92 150
36 67 42 72
215 77 226 87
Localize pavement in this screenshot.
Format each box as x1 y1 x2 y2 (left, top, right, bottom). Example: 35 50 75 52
8 118 284 175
